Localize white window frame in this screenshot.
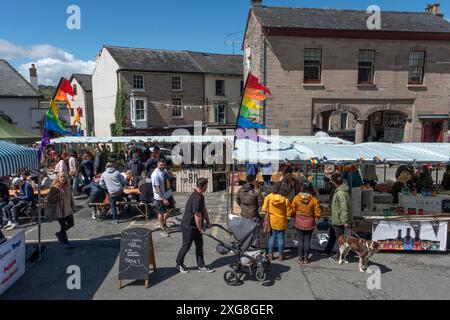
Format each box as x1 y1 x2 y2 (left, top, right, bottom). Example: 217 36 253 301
172 76 183 91
132 74 145 91
214 101 227 124
172 99 184 119
130 97 148 126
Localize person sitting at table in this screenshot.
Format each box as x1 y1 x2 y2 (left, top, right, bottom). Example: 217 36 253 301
124 170 139 189
4 172 35 231
0 177 9 228
83 175 108 220
123 170 140 210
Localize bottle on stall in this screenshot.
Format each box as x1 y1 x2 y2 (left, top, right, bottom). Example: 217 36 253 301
403 228 414 250
395 230 403 250
413 229 421 251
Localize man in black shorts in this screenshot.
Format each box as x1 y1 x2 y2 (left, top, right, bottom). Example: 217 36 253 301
176 178 214 273
151 159 175 237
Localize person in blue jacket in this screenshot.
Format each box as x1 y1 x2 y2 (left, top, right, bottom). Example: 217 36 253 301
342 166 362 188
4 171 35 231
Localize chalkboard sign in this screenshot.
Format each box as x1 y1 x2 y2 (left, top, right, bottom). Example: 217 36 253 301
442 199 450 213
118 228 156 289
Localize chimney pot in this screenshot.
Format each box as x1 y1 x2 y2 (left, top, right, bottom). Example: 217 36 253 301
29 64 38 90
251 0 262 7
426 3 444 18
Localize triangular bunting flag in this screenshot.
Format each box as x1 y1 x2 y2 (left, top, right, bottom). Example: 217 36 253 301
431 220 440 238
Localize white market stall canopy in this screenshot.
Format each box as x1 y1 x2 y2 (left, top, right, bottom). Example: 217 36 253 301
0 141 39 176
47 135 352 145
48 136 228 144
233 141 450 164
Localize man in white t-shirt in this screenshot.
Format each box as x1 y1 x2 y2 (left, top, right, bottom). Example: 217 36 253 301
151 159 175 237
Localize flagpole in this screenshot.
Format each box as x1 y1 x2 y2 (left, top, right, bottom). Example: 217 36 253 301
37 170 42 262
233 72 252 151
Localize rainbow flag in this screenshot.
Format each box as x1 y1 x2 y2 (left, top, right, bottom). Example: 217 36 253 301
44 100 78 136
53 78 75 113
235 73 272 144
311 158 321 166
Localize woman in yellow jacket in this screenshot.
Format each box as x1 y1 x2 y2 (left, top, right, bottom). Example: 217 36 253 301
291 182 321 264
262 183 292 261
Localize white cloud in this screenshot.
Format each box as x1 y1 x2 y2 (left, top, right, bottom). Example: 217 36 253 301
19 58 95 86
0 38 94 85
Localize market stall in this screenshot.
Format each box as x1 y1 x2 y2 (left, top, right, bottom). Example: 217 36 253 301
47 135 230 192
0 141 39 295
231 140 450 252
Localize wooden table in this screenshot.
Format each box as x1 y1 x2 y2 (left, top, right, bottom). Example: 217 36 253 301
9 189 50 197
123 188 140 195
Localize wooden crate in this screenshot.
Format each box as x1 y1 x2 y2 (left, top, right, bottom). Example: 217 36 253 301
176 169 213 193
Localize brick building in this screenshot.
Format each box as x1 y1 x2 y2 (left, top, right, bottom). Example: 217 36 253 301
92 46 242 136
243 1 450 143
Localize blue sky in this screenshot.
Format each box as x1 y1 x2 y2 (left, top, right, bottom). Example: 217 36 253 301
1 0 448 84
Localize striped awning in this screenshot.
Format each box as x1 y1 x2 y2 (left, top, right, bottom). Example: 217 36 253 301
0 141 39 176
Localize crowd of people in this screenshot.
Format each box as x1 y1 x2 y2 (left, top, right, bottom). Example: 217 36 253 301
0 143 176 248
233 172 351 266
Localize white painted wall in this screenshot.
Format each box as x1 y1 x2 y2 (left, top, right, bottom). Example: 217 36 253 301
0 98 39 133
71 78 91 136
204 75 242 124
92 48 119 136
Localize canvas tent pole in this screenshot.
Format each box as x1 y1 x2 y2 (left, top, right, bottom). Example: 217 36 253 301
436 164 439 189
315 165 318 191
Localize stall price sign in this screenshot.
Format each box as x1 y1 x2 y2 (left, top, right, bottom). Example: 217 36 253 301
442 199 450 213
0 230 25 296
118 228 156 289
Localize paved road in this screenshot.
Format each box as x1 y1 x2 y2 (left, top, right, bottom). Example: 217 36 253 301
2 191 449 300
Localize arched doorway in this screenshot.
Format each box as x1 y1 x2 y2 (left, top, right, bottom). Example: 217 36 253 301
363 105 412 143
314 104 362 142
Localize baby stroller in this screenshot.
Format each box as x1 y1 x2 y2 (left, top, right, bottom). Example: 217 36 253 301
310 217 332 252
205 217 270 286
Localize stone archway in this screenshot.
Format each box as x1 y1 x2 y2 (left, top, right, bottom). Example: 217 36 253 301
362 104 412 121
363 105 412 143
314 104 364 126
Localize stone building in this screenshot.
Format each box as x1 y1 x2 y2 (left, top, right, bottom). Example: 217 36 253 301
92 46 242 136
243 0 450 143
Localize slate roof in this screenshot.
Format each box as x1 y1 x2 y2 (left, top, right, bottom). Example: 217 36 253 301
252 6 450 33
104 46 243 75
71 74 92 91
0 59 41 98
187 52 243 76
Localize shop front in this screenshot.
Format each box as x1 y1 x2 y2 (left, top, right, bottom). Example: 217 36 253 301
419 115 450 143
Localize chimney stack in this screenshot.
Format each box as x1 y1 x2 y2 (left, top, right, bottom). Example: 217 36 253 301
426 3 444 18
29 64 38 90
251 0 262 8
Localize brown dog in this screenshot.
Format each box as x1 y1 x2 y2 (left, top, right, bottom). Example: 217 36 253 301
338 235 380 272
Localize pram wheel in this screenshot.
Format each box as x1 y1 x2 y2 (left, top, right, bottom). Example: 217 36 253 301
223 271 240 286
255 268 267 282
